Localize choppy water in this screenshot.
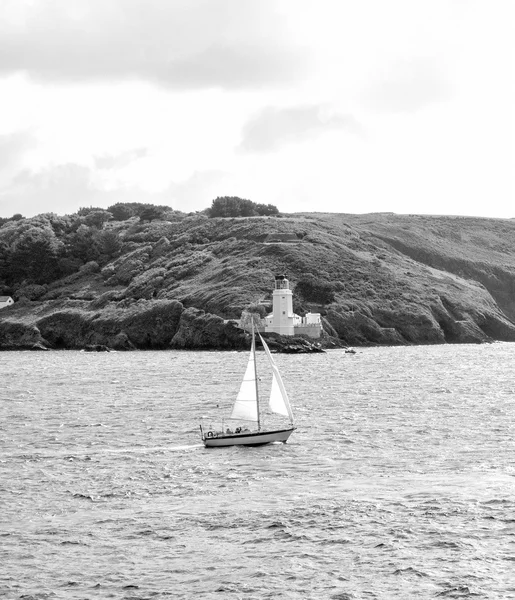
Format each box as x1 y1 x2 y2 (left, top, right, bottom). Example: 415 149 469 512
1 344 515 599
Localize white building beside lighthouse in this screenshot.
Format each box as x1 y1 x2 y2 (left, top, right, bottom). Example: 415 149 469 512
263 275 322 338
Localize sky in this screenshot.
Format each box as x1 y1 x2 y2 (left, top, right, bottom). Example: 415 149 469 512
0 0 513 219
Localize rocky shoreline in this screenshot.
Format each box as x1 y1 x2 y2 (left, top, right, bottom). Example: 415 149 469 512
0 299 339 353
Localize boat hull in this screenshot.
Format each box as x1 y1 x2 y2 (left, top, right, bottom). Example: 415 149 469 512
202 427 295 448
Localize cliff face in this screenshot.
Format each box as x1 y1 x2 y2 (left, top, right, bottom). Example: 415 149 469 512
2 212 515 350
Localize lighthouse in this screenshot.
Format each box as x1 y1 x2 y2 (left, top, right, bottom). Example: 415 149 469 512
266 275 296 336
263 275 322 338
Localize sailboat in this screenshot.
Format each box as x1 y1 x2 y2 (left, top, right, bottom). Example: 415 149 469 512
200 324 295 448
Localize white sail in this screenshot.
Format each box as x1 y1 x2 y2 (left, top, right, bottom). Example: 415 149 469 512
258 334 294 424
230 337 258 422
269 373 289 417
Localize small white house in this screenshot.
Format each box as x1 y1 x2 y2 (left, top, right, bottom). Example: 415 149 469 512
0 296 14 310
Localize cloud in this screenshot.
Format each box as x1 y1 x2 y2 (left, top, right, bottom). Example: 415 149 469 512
0 0 308 89
238 105 363 153
0 162 167 217
9 163 95 207
0 161 224 217
0 130 35 169
361 57 451 113
169 170 227 212
94 148 149 170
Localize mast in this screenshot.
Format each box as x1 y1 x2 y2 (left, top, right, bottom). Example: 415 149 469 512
252 320 261 432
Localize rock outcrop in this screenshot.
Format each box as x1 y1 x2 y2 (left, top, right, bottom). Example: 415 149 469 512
260 333 328 353
170 308 247 349
0 321 49 350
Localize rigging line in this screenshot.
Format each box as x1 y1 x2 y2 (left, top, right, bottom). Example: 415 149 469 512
252 320 261 432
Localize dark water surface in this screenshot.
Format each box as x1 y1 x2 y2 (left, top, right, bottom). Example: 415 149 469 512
1 344 514 599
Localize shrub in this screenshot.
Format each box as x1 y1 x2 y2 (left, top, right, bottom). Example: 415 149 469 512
245 303 268 318
296 278 336 304
206 196 279 218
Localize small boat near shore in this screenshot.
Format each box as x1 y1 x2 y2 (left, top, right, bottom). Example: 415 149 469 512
200 324 295 448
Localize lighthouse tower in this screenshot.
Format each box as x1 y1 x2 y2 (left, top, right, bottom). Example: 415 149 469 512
266 275 295 336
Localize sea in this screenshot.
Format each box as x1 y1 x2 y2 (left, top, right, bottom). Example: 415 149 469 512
1 343 514 600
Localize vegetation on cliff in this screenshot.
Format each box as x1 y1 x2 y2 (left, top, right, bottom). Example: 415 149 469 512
1 204 515 350
206 196 280 218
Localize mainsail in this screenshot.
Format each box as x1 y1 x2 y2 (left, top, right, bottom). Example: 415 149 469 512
259 333 294 424
230 335 259 422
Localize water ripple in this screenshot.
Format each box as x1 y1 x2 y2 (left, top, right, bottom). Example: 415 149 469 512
1 345 515 598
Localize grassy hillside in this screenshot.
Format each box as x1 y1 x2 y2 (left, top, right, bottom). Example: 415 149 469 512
328 213 515 321
2 211 515 349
